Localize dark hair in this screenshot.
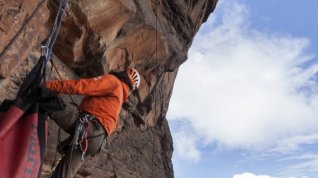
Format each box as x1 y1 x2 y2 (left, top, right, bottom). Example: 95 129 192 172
109 71 133 90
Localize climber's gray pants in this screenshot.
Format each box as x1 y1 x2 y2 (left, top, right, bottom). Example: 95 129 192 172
51 118 106 178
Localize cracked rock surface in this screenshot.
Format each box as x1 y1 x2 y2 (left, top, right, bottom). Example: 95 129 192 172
0 0 218 177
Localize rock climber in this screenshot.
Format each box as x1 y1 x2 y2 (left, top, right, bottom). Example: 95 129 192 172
43 67 141 178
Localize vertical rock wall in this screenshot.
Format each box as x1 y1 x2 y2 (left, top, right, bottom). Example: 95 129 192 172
0 0 218 177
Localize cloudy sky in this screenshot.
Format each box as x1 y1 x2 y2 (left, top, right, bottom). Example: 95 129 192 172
167 0 318 178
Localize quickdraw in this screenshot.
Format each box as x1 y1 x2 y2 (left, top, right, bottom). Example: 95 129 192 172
72 113 97 161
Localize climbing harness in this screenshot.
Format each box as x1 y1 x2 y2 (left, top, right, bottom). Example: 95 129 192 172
72 113 97 161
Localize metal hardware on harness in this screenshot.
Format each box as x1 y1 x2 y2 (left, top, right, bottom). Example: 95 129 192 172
72 113 96 161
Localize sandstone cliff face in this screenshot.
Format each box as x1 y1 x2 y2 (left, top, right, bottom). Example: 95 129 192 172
0 0 218 177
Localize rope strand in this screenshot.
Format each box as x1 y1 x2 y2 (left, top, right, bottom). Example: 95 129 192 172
42 0 68 63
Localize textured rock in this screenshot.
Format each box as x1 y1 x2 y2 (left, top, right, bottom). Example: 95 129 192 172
0 0 218 177
0 0 49 78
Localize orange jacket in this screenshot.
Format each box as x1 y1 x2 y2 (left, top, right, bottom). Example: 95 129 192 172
44 74 130 135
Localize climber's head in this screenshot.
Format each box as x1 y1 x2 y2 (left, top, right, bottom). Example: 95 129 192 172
126 67 141 90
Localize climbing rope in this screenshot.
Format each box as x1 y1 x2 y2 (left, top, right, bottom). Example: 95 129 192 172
37 0 69 173
42 0 68 63
44 0 78 106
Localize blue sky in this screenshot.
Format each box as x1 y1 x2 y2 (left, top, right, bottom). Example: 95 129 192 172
167 0 318 178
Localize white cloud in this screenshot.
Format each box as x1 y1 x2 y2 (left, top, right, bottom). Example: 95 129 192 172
288 158 318 172
172 129 201 162
270 134 318 154
233 172 275 178
239 141 318 177
289 157 318 171
278 152 318 176
168 0 318 153
233 172 308 178
279 153 318 162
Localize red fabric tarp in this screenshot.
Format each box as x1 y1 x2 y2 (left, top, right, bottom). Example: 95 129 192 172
0 106 41 178
0 57 65 178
